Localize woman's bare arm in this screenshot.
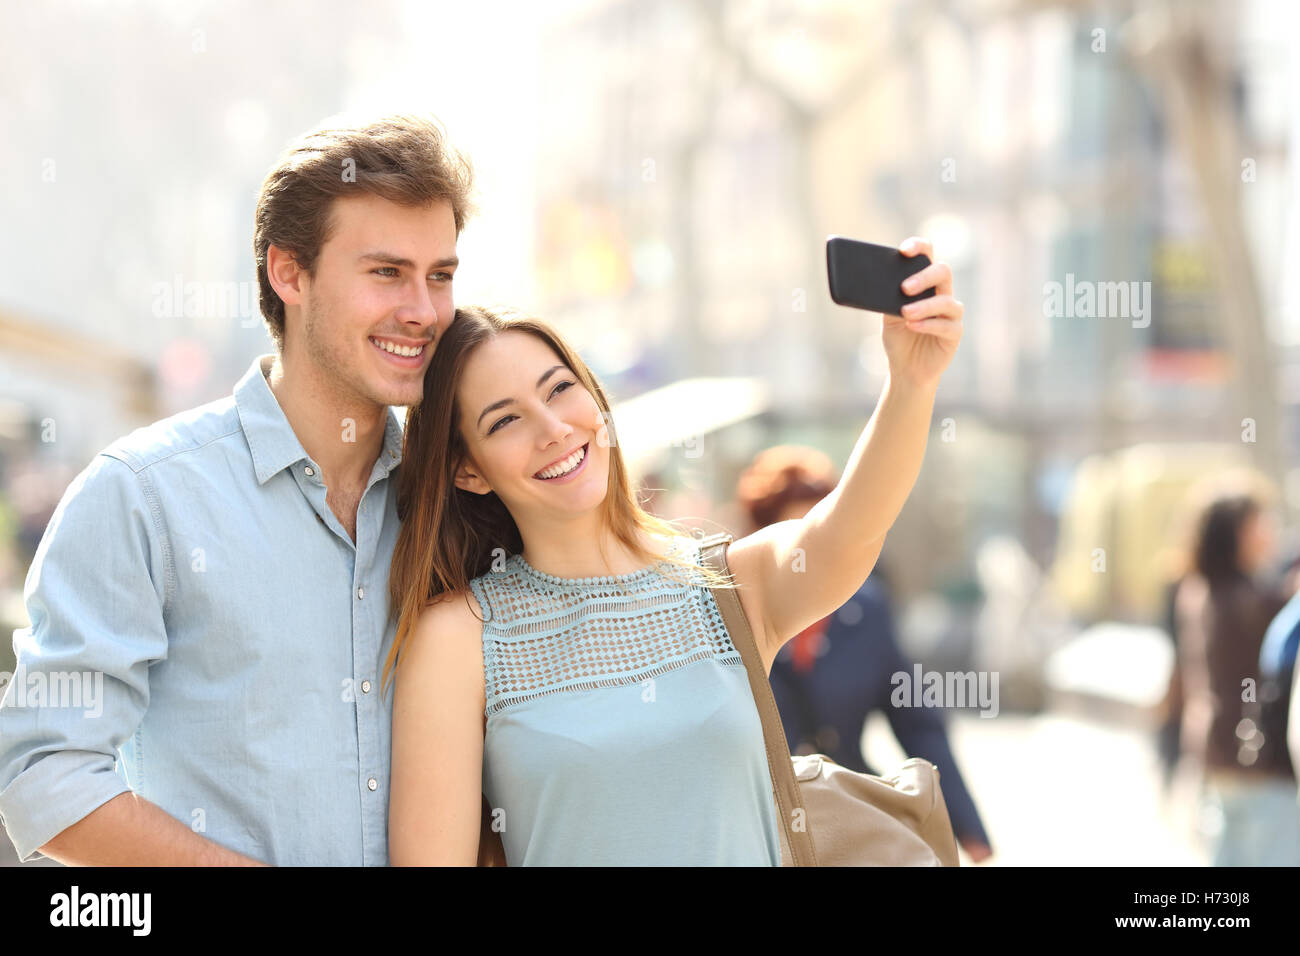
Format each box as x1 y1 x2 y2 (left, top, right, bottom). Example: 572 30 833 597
728 237 963 672
388 590 487 866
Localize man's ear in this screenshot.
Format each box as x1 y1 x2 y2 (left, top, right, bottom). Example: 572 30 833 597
267 244 306 308
453 457 492 495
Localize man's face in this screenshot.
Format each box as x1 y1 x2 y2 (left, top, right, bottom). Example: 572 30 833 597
292 193 459 408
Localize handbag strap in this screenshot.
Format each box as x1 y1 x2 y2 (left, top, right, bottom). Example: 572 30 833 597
698 531 819 867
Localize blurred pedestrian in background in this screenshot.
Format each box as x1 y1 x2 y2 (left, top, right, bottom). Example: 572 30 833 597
1171 474 1299 865
1155 547 1186 794
735 444 993 862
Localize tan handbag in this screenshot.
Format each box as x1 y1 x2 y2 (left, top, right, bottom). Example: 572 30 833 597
699 531 962 867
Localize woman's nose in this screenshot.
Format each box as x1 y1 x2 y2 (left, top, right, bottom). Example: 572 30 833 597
539 408 573 444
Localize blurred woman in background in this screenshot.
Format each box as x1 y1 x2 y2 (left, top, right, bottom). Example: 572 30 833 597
1172 475 1298 865
735 444 994 862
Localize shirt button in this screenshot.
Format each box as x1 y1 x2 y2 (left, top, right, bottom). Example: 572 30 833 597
356 586 365 600
361 680 372 694
367 778 378 791
304 466 315 477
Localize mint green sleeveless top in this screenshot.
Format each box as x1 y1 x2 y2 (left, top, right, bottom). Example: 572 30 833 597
467 535 782 866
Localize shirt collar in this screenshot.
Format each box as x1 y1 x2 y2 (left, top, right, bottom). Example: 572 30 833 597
234 354 405 486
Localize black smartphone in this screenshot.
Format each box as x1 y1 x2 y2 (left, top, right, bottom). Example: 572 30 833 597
826 236 935 315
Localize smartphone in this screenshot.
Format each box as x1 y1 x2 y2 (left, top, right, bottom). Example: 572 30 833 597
826 236 935 315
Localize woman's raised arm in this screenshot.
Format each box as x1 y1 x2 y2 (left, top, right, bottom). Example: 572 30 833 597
728 236 964 672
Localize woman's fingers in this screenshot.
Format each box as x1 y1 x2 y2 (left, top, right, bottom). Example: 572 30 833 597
901 260 952 298
899 236 933 260
896 237 963 342
901 293 963 323
903 314 964 341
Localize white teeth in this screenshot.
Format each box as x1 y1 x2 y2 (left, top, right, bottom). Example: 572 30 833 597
371 337 424 357
535 444 586 479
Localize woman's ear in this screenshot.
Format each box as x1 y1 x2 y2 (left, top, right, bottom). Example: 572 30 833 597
453 457 492 495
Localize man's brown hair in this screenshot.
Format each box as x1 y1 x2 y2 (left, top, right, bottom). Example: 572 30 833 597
253 112 475 350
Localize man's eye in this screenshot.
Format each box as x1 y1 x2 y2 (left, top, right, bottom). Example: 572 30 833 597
373 267 398 277
431 272 453 282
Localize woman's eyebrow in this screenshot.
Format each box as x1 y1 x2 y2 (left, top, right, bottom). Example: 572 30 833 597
476 365 567 428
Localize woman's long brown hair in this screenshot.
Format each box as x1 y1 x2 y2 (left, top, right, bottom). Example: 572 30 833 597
382 304 737 699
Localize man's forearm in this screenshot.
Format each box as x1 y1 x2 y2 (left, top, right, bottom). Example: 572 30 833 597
38 791 268 866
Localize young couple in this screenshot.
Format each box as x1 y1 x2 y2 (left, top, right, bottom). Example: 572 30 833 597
0 113 962 866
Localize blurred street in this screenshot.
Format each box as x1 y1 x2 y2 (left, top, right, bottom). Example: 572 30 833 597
886 710 1210 867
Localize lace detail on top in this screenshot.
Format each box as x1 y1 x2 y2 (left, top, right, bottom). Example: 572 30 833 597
467 536 743 717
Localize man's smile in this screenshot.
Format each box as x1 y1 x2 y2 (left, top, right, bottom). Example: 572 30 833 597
369 334 430 366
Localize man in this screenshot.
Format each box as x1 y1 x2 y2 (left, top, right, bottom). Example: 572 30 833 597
0 113 472 865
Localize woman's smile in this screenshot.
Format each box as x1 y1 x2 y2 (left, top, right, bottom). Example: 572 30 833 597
532 441 590 483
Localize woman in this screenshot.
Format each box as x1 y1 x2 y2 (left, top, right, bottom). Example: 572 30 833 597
1172 476 1295 865
735 444 994 862
386 237 963 865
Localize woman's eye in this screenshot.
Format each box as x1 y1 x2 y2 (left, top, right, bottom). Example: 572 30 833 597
487 381 577 435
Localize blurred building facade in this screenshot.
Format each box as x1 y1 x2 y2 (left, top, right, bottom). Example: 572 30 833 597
1 0 1297 636
527 0 1299 628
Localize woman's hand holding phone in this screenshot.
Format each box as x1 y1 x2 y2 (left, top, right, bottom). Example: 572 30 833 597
738 236 965 674
883 237 963 391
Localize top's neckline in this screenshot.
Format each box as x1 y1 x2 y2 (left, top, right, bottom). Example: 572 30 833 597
511 535 691 586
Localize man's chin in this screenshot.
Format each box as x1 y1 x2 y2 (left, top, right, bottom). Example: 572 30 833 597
363 355 427 407
371 382 425 408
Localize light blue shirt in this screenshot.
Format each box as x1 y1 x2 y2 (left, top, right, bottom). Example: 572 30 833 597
1261 588 1300 678
0 354 403 865
470 535 783 866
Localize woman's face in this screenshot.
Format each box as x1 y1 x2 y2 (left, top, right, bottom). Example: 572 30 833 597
453 330 610 521
1238 506 1278 576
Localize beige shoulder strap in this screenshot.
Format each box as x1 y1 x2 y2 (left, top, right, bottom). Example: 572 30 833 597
698 532 818 866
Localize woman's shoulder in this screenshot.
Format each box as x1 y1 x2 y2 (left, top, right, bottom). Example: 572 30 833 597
398 589 488 728
414 588 487 643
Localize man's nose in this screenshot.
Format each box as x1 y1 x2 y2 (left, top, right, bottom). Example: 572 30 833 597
396 279 440 331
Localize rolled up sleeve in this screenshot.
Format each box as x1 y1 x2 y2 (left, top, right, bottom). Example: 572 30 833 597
0 452 171 862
